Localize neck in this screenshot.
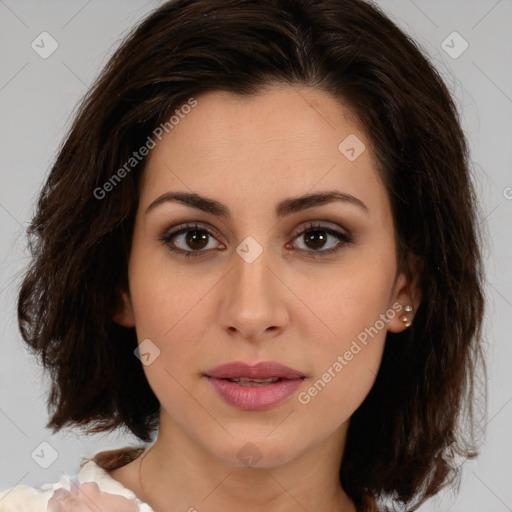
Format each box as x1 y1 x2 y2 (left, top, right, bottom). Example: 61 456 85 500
135 413 356 512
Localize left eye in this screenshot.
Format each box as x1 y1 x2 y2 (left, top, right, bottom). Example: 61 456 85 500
290 225 352 256
159 222 352 259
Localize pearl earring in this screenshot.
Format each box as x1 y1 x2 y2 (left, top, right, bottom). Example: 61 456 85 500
401 304 413 327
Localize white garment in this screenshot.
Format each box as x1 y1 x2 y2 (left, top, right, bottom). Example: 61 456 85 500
0 457 155 512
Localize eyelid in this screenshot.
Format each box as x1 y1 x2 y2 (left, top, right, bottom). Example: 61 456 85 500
161 221 224 243
289 220 351 239
159 219 353 258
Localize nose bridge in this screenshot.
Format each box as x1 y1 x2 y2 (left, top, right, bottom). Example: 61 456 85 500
233 234 277 310
220 234 287 340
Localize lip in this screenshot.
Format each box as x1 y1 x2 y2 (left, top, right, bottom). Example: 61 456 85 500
204 361 306 411
205 361 305 380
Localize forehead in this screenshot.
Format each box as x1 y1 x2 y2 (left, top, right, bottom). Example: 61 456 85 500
140 85 389 221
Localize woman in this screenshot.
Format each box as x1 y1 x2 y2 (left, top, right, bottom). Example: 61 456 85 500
0 0 485 511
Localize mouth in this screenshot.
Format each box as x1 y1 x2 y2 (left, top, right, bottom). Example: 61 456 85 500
204 361 306 411
222 376 284 386
204 360 305 380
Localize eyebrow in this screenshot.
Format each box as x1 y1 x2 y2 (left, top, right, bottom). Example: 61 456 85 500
145 190 369 218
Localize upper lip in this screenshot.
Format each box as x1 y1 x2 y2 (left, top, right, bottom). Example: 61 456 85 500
205 361 305 380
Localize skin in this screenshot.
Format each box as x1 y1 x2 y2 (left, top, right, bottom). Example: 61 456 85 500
112 84 421 512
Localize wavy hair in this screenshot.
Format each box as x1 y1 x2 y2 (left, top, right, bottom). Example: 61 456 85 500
17 0 486 510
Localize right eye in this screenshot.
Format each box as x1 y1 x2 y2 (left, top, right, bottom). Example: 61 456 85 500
159 222 226 258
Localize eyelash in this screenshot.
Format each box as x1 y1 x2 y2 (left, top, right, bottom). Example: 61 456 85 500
158 222 353 259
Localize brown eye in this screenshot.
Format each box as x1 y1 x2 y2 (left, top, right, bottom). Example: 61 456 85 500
290 223 353 258
159 223 225 258
183 229 209 251
302 230 329 250
160 221 351 260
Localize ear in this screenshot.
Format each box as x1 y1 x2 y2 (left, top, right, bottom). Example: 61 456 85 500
387 253 423 333
112 289 136 327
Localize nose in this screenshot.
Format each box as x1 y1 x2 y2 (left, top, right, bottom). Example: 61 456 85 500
219 239 289 343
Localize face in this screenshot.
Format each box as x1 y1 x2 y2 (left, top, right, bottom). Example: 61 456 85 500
115 85 418 468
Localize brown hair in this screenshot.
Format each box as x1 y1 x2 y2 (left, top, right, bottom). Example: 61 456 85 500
17 0 486 510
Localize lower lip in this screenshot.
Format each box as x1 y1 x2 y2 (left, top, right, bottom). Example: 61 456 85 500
206 377 304 411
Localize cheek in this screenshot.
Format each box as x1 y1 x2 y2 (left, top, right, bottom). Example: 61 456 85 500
296 310 388 426
126 267 211 420
305 254 396 343
295 249 395 411
127 242 211 338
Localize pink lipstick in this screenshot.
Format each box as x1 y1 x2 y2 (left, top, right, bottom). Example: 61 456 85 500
204 361 305 411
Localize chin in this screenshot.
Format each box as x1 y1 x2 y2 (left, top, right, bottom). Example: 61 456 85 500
204 430 308 469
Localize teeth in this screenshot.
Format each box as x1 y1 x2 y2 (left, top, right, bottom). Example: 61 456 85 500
228 377 281 386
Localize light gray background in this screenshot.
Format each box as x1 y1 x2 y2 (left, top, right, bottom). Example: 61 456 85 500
0 1 510 510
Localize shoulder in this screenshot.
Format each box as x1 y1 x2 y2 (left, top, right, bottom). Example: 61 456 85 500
0 473 69 512
0 446 151 512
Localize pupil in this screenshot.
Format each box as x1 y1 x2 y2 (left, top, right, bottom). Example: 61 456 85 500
305 230 326 250
186 230 208 250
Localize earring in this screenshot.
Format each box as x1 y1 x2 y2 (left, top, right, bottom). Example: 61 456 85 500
401 304 413 327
